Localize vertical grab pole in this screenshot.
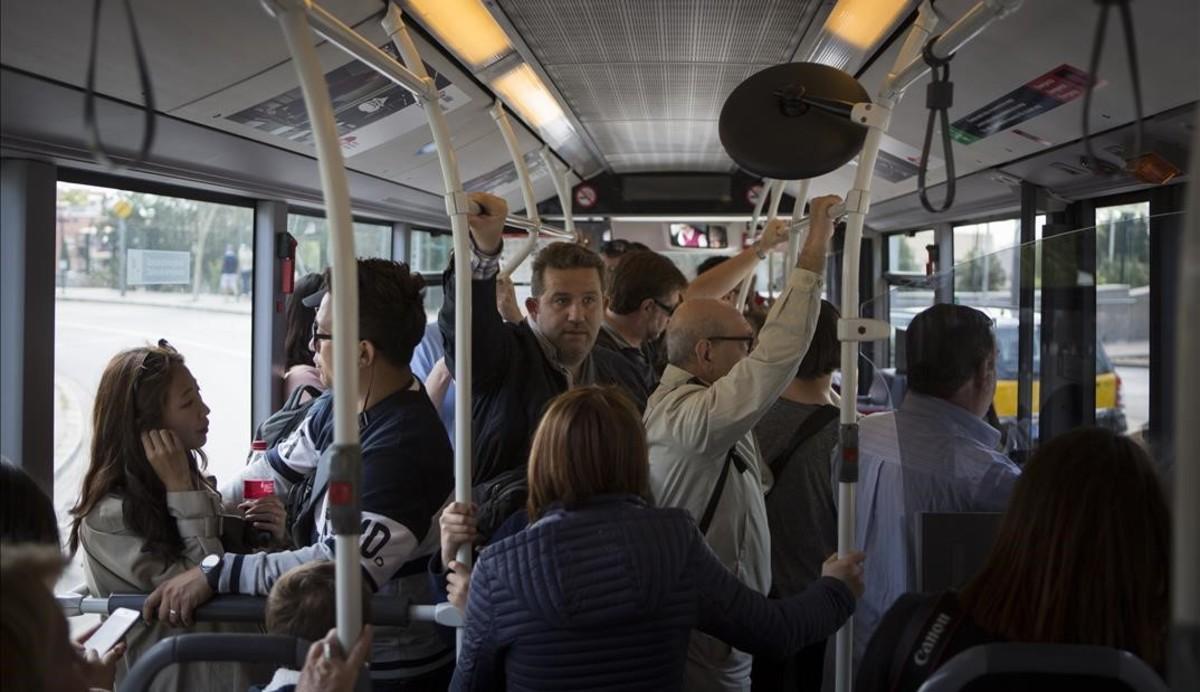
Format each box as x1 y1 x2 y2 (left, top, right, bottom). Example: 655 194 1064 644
785 180 811 286
491 103 541 278
834 6 939 692
735 178 773 307
764 179 785 300
382 5 474 648
272 1 362 656
539 147 576 239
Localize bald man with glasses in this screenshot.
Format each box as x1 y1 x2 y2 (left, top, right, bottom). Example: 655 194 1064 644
643 196 845 692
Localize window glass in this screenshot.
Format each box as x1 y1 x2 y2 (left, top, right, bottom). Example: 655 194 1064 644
410 229 452 274
887 230 935 273
54 182 253 586
1095 202 1150 435
287 214 391 278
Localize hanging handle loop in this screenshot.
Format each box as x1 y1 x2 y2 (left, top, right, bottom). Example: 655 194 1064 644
917 36 956 214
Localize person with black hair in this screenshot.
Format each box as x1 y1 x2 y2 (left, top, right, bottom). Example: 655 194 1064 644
282 273 326 400
838 303 1020 669
598 250 688 392
751 300 843 691
148 258 455 689
0 458 59 547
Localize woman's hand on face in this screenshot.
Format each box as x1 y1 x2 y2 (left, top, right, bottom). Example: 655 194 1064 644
238 495 288 544
141 429 193 492
439 502 478 569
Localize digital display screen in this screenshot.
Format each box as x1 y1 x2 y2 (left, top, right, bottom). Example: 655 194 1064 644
668 223 728 249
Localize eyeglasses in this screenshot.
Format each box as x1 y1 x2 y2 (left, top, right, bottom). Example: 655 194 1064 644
311 322 332 344
652 298 679 317
706 335 755 351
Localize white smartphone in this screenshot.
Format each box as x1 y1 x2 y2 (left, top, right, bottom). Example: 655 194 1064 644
83 607 139 657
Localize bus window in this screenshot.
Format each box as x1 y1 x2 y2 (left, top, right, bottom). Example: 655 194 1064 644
1095 202 1151 436
411 229 452 275
53 181 254 587
887 229 935 274
287 214 391 277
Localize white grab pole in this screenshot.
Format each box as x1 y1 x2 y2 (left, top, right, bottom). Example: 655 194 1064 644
382 7 474 651
491 103 542 278
734 178 773 306
763 179 785 300
830 3 1019 690
785 180 812 285
272 1 362 655
539 147 576 238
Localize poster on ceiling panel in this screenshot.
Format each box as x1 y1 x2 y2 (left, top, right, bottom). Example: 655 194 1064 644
949 64 1090 145
226 43 470 157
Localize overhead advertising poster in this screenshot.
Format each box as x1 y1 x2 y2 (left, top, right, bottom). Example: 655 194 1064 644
949 64 1090 145
226 44 470 157
127 249 190 285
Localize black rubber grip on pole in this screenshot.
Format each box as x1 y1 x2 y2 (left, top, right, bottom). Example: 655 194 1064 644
838 423 859 483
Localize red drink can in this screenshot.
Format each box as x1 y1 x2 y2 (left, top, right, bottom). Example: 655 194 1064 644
243 479 276 500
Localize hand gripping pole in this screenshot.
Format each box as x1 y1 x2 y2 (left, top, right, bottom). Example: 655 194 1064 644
491 102 542 278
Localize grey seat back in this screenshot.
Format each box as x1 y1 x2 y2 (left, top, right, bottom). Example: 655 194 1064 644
916 643 1168 692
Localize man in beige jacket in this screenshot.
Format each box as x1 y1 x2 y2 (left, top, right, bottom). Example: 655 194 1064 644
644 196 842 692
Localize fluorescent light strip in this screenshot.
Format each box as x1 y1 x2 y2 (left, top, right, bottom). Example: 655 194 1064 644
823 0 911 51
492 63 572 141
405 0 513 70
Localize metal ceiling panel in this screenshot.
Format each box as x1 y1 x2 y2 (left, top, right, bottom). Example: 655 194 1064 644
497 0 819 172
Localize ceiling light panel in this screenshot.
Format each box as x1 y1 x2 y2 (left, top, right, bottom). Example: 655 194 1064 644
405 0 514 70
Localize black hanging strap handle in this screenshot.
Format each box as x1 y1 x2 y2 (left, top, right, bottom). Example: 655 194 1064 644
84 0 157 170
917 36 956 214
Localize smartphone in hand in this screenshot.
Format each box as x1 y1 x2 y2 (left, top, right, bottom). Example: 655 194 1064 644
84 607 139 657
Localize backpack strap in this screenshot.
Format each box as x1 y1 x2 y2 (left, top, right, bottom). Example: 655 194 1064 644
767 404 839 493
686 376 749 535
888 591 967 692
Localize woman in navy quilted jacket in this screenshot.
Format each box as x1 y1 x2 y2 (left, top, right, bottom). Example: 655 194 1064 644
451 385 865 691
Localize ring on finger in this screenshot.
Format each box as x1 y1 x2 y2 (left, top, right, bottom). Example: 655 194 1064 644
323 641 332 662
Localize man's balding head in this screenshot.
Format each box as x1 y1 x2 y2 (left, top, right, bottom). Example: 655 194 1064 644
667 299 755 382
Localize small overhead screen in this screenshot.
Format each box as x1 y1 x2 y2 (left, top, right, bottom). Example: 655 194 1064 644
622 175 731 202
669 223 728 249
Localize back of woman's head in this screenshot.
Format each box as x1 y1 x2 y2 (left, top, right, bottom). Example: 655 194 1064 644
285 273 324 369
0 543 84 692
68 342 193 560
961 427 1169 668
0 459 59 548
527 386 650 520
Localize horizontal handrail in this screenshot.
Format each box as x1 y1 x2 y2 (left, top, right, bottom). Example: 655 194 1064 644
270 0 434 100
123 634 309 692
56 592 464 628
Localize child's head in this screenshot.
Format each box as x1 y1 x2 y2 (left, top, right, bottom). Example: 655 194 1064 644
266 561 372 643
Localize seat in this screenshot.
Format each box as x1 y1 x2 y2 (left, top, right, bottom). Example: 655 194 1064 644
916 643 1168 692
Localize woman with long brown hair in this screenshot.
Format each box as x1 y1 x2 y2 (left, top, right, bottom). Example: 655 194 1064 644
855 426 1170 690
69 341 282 692
450 385 865 691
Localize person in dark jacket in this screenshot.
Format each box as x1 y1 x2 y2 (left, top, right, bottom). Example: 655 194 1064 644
440 192 650 487
451 386 865 692
596 249 688 394
855 427 1170 691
